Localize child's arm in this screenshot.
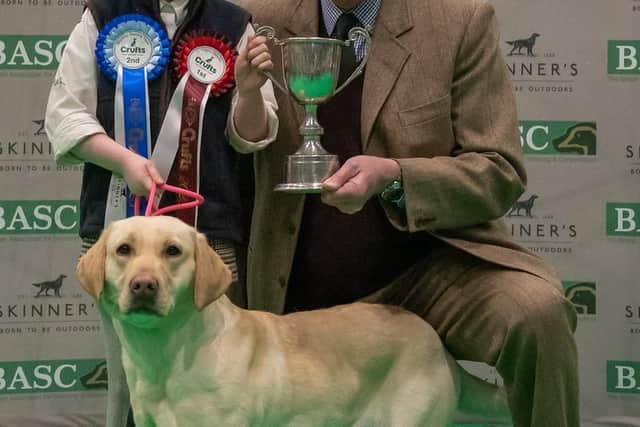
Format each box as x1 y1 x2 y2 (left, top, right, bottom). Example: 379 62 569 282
73 133 164 196
228 26 279 152
45 9 163 196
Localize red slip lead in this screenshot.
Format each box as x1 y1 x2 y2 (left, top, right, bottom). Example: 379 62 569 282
134 182 205 217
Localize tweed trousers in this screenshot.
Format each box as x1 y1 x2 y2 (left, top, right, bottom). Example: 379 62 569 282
363 244 580 427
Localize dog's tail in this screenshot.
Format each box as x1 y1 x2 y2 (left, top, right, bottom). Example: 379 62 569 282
32 283 41 288
505 40 515 45
453 360 511 425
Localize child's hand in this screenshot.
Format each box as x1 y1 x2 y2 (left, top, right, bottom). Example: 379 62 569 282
235 35 273 95
120 151 164 196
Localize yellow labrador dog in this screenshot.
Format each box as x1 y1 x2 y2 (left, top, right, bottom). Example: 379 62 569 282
77 216 509 427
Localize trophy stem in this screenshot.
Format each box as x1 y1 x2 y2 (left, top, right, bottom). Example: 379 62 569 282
275 104 340 193
299 104 323 138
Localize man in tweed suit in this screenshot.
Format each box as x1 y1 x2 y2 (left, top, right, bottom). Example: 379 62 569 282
233 0 579 425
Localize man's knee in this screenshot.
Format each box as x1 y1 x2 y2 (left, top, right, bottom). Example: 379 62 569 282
502 277 577 343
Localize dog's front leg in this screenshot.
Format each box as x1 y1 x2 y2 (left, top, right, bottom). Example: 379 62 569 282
132 401 177 427
133 414 158 427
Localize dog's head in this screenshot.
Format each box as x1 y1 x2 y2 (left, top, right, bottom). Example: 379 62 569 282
76 216 232 319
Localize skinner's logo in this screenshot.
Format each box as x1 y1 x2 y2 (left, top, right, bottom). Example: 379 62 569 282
506 33 541 57
563 282 596 315
32 274 67 298
505 32 579 92
33 119 45 136
507 195 538 218
505 193 578 255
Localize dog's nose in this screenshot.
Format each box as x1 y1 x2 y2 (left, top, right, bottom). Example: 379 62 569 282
129 274 159 299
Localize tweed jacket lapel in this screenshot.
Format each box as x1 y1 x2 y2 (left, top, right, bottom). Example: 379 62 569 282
361 0 413 151
284 0 319 37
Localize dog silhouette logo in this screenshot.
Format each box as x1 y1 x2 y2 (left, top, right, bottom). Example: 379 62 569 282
32 274 67 297
564 282 596 315
506 33 541 56
507 195 538 218
80 360 109 390
553 122 597 155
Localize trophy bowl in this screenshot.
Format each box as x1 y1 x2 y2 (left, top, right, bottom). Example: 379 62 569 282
254 25 371 193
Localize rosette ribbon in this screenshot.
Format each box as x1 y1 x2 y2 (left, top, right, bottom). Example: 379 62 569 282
150 30 236 226
96 14 170 224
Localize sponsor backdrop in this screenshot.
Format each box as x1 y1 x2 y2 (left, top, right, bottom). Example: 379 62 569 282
0 0 636 426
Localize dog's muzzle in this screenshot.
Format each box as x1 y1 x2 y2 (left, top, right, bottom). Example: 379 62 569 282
128 273 160 312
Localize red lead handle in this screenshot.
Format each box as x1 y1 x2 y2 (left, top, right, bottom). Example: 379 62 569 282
134 182 204 217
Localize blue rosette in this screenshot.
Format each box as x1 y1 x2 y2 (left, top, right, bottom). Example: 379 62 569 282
95 13 170 81
97 14 170 222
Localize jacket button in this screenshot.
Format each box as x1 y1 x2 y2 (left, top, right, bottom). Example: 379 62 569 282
415 217 436 228
278 276 287 288
287 222 297 235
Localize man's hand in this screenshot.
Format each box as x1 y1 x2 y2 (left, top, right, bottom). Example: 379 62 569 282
235 35 273 96
321 155 401 214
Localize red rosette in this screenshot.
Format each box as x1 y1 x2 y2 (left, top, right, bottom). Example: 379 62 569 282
172 29 237 97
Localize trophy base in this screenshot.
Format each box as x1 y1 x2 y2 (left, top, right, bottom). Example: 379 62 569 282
274 183 324 193
274 154 339 194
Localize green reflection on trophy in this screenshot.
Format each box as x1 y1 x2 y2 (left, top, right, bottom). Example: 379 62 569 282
255 25 371 193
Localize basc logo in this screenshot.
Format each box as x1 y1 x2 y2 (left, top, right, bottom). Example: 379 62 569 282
0 200 78 234
608 41 640 75
519 121 597 155
0 35 67 70
0 359 106 395
607 361 640 394
606 203 640 236
562 282 596 316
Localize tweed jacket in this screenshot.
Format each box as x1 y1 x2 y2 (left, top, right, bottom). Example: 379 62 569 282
233 0 559 313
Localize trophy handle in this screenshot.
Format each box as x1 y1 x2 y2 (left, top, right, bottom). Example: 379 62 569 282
253 24 289 94
333 26 371 95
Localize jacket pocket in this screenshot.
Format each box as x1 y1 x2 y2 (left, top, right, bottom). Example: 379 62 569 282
398 94 451 127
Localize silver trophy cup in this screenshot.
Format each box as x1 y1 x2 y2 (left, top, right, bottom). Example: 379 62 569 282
254 25 371 193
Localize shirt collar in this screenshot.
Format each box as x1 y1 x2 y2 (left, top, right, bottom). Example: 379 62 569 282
160 0 189 24
320 0 382 37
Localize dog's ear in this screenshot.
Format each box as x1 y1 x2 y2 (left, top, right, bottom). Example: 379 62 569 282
76 226 110 299
193 233 232 311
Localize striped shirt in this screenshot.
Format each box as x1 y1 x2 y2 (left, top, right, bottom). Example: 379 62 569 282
320 0 382 60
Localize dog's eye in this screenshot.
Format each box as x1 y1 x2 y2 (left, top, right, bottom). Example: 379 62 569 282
116 244 131 256
165 245 182 257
